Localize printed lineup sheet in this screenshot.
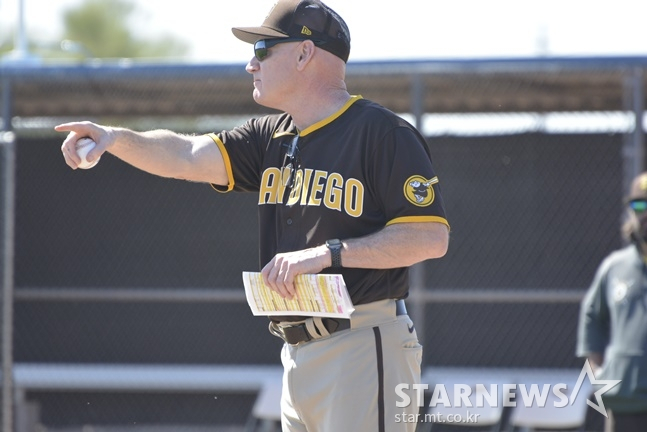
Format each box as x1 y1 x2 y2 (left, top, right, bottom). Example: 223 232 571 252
242 272 355 318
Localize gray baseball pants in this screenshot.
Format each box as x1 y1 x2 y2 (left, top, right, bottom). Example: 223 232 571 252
275 299 422 432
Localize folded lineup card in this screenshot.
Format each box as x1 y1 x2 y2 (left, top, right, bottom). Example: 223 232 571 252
242 272 355 318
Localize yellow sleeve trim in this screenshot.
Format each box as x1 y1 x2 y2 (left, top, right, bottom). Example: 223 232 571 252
386 216 450 230
206 133 235 193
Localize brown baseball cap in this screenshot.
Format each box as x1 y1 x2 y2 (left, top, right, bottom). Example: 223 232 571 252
232 0 351 63
627 172 647 202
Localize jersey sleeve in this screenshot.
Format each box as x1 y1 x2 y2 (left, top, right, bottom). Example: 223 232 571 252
208 118 269 193
367 125 449 228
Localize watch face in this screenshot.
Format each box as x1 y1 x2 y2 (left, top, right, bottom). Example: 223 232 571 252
327 239 341 248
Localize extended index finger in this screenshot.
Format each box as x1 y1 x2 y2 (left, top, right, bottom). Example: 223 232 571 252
54 121 95 137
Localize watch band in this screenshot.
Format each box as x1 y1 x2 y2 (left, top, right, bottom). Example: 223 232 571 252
326 239 343 268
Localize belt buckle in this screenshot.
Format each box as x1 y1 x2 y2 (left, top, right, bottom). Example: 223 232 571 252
271 317 350 345
272 321 311 345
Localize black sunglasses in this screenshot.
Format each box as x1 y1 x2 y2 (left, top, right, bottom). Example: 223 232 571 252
281 136 300 189
630 199 647 213
254 38 324 61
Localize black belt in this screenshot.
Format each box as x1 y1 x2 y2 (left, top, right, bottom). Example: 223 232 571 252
273 299 407 345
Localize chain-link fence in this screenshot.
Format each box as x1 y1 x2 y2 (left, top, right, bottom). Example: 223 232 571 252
1 59 645 431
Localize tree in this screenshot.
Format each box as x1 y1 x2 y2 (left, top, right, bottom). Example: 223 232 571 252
0 34 12 55
62 0 188 58
0 0 188 60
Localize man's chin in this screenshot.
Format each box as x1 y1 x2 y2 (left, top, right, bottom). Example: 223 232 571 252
253 94 280 111
639 230 647 243
639 223 647 243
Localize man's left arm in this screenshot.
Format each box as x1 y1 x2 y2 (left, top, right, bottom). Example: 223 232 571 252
338 221 449 268
261 221 449 298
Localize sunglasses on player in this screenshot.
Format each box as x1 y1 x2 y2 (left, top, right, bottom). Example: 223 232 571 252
629 199 647 213
254 38 324 61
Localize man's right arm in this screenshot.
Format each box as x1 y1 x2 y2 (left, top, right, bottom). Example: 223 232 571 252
588 353 604 374
576 260 611 369
55 121 229 186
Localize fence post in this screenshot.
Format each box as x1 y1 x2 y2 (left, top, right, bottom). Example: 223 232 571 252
409 73 426 346
623 67 645 195
0 130 16 432
631 67 645 175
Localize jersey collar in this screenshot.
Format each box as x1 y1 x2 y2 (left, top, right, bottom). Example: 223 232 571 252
271 95 363 140
300 95 363 137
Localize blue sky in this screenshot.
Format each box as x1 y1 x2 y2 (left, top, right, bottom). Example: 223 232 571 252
2 0 647 63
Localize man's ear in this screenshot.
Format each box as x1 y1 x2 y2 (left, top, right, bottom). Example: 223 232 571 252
296 40 316 70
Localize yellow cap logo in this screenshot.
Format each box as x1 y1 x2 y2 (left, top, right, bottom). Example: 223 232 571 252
404 176 438 207
301 26 312 36
640 176 647 192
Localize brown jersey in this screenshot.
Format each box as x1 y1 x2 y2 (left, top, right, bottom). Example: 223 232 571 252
209 96 449 310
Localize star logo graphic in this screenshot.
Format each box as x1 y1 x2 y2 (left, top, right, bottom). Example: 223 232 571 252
569 359 621 417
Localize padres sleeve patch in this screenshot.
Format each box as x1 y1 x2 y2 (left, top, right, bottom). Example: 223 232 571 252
404 175 439 207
